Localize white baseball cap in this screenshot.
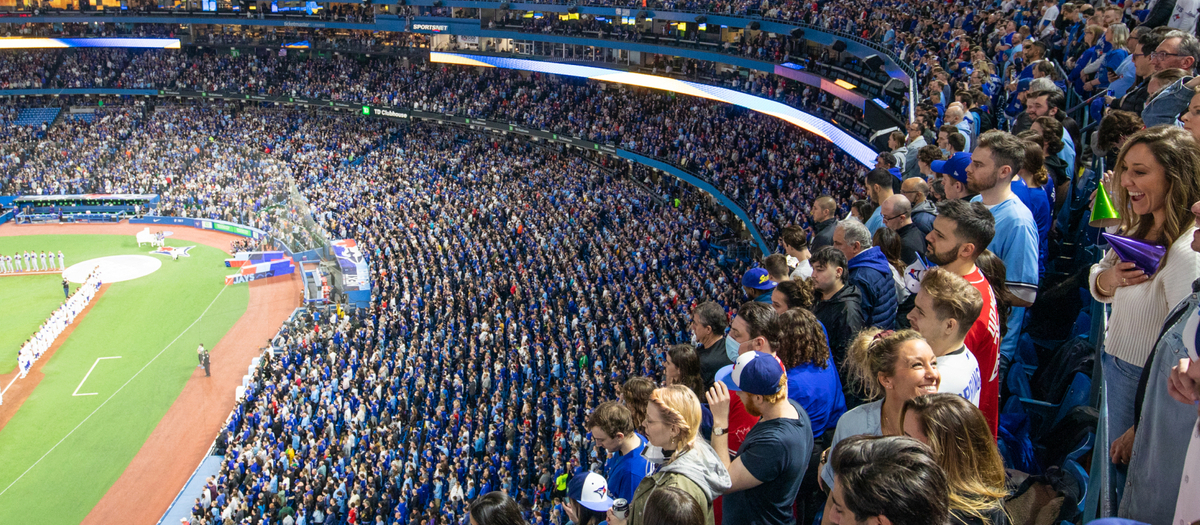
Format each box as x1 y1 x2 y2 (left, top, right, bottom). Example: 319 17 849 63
567 471 614 512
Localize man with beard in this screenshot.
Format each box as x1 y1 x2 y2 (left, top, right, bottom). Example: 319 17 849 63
966 131 1040 405
924 199 1002 436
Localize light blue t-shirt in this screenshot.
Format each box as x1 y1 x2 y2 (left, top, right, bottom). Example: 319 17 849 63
972 195 1040 298
820 399 883 488
865 207 884 236
973 195 1040 362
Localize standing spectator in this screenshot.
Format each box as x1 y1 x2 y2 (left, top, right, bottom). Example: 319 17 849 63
925 199 1002 434
966 131 1040 381
901 178 937 236
62 278 70 299
665 345 708 402
900 394 1008 525
766 308 847 439
907 268 985 406
468 492 527 525
622 378 656 434
834 219 898 329
863 169 897 236
882 194 928 266
708 351 813 525
565 472 614 525
780 226 813 280
1089 126 1200 493
809 196 839 251
825 435 950 525
1119 200 1200 525
690 302 732 389
820 329 940 491
741 268 777 304
933 152 975 202
809 247 864 373
587 401 652 505
618 386 731 525
769 280 815 315
762 254 792 285
641 486 704 525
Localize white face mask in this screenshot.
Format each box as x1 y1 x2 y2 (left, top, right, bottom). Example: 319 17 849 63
725 336 741 362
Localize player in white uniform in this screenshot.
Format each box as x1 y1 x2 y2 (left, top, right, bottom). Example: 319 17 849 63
14 252 22 272
40 251 47 271
48 250 56 270
58 251 64 270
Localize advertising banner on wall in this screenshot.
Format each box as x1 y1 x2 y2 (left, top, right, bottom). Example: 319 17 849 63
331 239 370 291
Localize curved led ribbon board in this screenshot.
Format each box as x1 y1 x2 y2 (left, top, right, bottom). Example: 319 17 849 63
0 38 182 49
430 51 877 169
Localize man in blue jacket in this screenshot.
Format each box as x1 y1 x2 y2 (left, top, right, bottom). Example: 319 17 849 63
833 218 897 329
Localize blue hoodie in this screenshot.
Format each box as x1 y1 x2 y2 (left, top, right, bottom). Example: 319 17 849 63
847 247 897 329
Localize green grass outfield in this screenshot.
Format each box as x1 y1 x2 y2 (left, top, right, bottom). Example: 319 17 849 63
0 234 249 525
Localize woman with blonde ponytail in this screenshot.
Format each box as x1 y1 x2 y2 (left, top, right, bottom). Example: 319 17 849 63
818 328 940 525
608 385 731 525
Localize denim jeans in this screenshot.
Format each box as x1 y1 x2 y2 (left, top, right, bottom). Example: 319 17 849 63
1104 351 1144 510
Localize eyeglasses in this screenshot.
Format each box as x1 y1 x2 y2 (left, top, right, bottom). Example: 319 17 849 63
882 213 906 221
1151 51 1186 60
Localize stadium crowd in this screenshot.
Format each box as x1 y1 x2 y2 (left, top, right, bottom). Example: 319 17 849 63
3 0 1200 523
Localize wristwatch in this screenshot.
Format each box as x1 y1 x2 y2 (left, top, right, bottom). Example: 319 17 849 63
713 426 729 436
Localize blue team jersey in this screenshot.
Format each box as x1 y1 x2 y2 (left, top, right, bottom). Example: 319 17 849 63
972 195 1040 296
1010 178 1051 282
604 433 653 503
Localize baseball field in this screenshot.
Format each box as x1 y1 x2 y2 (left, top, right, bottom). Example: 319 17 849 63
0 231 248 524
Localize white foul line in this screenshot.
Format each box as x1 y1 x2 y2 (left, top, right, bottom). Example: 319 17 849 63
71 357 123 397
0 285 228 500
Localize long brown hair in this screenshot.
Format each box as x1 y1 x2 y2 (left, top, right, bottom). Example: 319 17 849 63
666 344 707 402
1111 126 1200 268
621 377 655 433
901 394 1008 524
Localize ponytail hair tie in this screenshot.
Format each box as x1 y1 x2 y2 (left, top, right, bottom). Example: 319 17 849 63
873 330 895 342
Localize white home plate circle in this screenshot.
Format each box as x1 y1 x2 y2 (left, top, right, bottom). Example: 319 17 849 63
62 255 162 284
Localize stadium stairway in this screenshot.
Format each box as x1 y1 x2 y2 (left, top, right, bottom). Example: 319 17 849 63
158 455 224 525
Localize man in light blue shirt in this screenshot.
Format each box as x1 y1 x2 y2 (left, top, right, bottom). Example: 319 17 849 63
966 131 1041 374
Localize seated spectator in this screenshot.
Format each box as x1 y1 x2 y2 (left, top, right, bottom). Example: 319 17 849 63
620 386 731 525
907 268 985 406
708 351 814 525
587 402 652 504
834 219 898 329
825 435 950 525
809 247 864 373
900 394 1008 525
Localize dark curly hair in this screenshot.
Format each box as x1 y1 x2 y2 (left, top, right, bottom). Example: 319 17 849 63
766 308 831 369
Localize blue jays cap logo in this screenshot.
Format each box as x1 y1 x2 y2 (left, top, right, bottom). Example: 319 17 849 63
150 246 195 258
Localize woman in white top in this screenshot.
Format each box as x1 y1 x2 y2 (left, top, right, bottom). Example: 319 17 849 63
1090 126 1200 469
817 328 940 524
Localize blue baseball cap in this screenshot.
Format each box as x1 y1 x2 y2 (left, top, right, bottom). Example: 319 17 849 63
716 351 785 396
931 152 971 184
741 267 777 291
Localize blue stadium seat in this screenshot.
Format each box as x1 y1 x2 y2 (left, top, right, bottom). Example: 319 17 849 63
1004 372 1091 437
14 107 61 127
1063 458 1089 517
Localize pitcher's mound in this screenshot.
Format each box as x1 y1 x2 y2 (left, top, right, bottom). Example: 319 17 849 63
63 255 162 284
